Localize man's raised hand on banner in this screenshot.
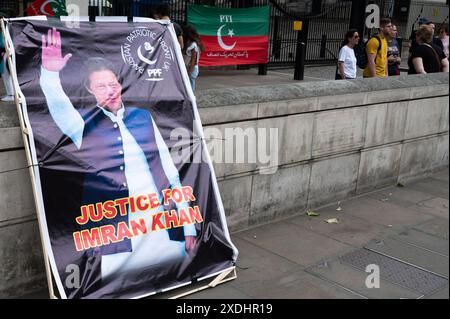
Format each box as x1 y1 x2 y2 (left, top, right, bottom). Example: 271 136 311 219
42 28 72 72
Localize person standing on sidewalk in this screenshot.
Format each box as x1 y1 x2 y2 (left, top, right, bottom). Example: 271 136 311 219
408 25 449 74
183 25 204 92
154 4 184 51
336 29 359 80
437 25 449 59
387 25 402 76
363 18 392 78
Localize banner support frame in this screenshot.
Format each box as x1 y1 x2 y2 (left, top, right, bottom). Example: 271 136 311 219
1 17 58 300
167 267 237 299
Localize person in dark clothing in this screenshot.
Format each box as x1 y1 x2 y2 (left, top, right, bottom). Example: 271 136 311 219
387 25 402 76
154 4 184 50
408 25 449 74
410 18 444 53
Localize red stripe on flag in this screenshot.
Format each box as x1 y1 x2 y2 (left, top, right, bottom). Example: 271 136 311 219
199 35 269 67
26 0 55 16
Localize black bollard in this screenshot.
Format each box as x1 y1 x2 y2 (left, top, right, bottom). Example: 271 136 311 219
294 42 306 81
258 64 268 75
320 34 327 58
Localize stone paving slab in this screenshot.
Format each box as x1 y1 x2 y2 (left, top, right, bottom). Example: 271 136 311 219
229 269 359 299
430 169 449 183
368 186 435 208
365 238 449 278
393 229 449 257
235 221 353 267
413 218 449 240
306 260 422 299
288 212 395 248
409 197 449 220
228 237 301 284
332 197 434 231
407 178 449 200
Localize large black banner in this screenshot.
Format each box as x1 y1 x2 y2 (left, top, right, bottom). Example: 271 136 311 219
4 17 238 299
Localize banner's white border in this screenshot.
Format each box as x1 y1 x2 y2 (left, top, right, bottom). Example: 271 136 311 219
4 16 238 299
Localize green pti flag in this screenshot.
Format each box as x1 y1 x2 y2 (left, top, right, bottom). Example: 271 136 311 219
187 5 270 66
27 0 68 17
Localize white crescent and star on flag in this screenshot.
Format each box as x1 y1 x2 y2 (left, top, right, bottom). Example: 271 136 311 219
39 0 58 15
217 25 236 51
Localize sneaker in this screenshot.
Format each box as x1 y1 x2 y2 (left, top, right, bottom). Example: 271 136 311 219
1 95 14 102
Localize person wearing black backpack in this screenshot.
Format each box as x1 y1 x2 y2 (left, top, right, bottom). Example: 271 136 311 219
363 18 393 78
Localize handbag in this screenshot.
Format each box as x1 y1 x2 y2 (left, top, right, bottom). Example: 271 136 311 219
422 43 443 72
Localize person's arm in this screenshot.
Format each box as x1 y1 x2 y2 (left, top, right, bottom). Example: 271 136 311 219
396 43 402 64
386 58 389 77
367 53 377 77
151 117 197 251
178 36 184 51
188 49 197 76
338 61 346 79
412 57 426 74
366 38 378 77
40 28 84 149
173 23 184 50
441 57 449 72
338 48 346 79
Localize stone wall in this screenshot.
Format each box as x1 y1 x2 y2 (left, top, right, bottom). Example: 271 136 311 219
197 74 449 232
0 73 448 297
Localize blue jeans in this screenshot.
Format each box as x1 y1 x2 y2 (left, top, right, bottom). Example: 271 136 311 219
189 65 199 92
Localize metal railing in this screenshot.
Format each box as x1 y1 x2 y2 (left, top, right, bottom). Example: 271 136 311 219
15 0 411 65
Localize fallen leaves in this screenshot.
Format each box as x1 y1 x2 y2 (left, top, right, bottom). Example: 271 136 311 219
306 210 320 217
324 218 339 224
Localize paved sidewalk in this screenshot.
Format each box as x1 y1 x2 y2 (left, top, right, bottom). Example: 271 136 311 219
182 168 449 299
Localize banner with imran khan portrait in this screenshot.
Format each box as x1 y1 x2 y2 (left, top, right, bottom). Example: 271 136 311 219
3 16 238 299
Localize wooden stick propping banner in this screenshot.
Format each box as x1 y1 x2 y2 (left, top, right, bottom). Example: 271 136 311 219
168 267 237 300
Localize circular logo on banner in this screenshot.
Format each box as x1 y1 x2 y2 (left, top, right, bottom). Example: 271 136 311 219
121 27 174 82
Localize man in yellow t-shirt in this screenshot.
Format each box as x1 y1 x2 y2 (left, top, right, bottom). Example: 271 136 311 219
364 18 393 78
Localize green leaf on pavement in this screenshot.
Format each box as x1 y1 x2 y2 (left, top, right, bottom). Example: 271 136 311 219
306 210 320 217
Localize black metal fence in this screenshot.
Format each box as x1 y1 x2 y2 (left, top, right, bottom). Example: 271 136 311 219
85 0 359 65
15 0 398 65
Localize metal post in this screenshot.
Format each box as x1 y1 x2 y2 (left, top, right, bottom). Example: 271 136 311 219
312 0 322 15
272 16 280 60
320 34 327 58
349 0 367 41
294 31 306 81
258 64 267 75
98 0 103 16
